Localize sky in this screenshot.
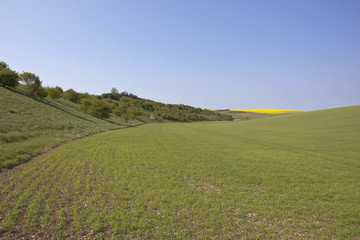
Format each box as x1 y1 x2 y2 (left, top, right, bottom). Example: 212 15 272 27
1 0 359 111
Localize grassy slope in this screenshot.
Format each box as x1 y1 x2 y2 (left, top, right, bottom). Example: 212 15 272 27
0 105 359 239
0 86 143 168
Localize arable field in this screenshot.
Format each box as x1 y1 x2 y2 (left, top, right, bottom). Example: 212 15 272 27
0 105 359 239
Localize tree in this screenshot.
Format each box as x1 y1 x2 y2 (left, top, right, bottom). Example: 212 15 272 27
128 107 143 120
0 62 19 88
80 98 92 113
111 87 119 95
65 89 81 103
113 105 126 117
88 100 112 118
19 72 44 98
0 62 9 70
36 86 48 98
80 98 112 118
0 69 19 88
47 86 63 99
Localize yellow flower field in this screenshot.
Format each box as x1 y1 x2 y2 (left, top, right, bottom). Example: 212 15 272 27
229 109 304 114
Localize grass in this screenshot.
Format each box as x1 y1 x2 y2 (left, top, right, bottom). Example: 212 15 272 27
0 105 359 239
0 86 144 168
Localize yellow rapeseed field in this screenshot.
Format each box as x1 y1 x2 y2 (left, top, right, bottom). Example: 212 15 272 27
230 109 304 114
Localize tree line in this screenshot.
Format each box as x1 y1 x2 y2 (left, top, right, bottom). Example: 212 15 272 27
0 61 232 122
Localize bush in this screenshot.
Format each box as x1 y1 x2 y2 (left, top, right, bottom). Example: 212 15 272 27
65 89 81 103
47 86 63 99
129 107 144 119
80 98 112 119
0 62 19 88
36 86 48 98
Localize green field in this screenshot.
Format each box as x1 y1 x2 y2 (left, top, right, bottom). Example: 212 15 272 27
1 105 359 239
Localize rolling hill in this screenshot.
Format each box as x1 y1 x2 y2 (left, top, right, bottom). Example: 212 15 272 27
0 104 359 239
0 85 255 169
0 86 141 168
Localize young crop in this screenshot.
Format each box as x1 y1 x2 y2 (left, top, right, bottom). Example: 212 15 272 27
0 105 359 239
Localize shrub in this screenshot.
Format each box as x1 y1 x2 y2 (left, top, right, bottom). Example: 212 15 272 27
47 86 63 99
0 62 19 88
65 89 81 103
36 86 48 98
80 98 112 118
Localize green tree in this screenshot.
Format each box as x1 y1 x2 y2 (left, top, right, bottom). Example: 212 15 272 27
19 72 44 98
113 105 126 117
47 86 63 99
88 100 112 118
80 99 112 118
0 69 19 88
65 89 81 103
128 107 143 119
0 61 9 70
36 86 48 98
80 98 92 113
0 62 19 88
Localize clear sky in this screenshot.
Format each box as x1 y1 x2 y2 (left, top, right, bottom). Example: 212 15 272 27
1 0 359 111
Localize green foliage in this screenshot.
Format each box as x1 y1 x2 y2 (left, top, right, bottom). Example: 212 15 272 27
65 89 81 103
112 99 144 121
112 105 126 117
104 93 232 122
0 62 19 88
101 90 138 101
46 86 63 99
0 68 19 88
65 89 91 103
80 98 92 113
0 61 9 70
19 72 44 98
128 106 144 119
80 98 112 119
36 86 48 98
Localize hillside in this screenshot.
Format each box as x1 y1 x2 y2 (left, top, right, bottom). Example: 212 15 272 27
99 91 233 122
0 86 233 168
0 87 140 168
0 105 359 239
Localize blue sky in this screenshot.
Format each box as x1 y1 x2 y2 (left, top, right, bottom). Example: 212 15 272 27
1 0 359 111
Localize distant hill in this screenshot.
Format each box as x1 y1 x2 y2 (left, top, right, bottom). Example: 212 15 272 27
99 91 233 122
